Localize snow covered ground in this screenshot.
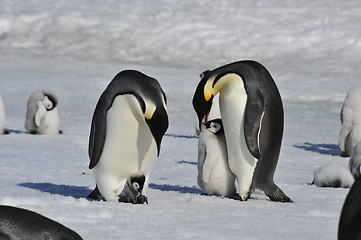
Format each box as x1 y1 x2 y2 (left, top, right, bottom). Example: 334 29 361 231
1 0 361 239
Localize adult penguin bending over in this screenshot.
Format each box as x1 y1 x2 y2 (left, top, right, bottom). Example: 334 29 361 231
88 70 168 204
192 60 292 203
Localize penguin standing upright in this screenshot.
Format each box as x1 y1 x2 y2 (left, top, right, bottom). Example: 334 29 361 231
197 118 236 197
192 60 292 202
88 70 168 203
25 90 61 135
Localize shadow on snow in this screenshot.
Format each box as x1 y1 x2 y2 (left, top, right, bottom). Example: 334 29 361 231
19 182 204 198
149 183 203 194
293 142 340 156
18 182 91 199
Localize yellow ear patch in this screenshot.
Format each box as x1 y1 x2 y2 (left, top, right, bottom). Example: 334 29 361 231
204 78 214 101
144 100 156 120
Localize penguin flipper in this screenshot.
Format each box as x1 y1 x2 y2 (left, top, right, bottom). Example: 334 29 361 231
88 94 110 169
243 88 264 159
34 103 47 127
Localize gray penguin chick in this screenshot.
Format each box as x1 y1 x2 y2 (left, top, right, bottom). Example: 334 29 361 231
118 171 148 204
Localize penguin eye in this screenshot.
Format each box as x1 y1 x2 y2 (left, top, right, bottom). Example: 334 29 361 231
132 182 140 191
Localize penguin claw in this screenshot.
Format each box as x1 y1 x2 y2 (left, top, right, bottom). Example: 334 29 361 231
137 195 148 204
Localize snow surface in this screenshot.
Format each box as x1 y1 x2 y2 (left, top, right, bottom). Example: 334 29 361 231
1 0 361 239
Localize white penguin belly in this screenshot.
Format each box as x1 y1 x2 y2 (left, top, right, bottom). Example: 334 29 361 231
197 130 236 197
219 77 258 200
38 108 60 134
93 95 157 201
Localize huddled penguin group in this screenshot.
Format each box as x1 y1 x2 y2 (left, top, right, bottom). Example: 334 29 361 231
3 59 361 239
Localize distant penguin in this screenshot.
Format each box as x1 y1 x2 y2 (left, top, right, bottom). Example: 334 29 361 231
88 70 168 203
313 163 354 188
197 118 236 197
349 141 361 179
339 85 361 157
0 205 83 240
338 176 361 240
192 60 293 202
25 90 61 135
0 95 5 134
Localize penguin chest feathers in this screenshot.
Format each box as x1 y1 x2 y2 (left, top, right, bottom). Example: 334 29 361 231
95 95 157 176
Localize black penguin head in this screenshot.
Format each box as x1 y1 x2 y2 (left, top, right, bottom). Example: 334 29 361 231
204 118 224 135
192 70 214 130
145 102 168 156
129 172 146 193
43 92 58 111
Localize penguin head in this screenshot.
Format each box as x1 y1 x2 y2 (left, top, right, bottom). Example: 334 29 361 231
142 94 168 157
193 70 242 130
192 70 214 130
204 118 224 135
129 172 146 193
43 92 58 111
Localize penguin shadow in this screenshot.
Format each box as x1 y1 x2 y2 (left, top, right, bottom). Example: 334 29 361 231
293 142 340 156
165 133 197 139
177 160 197 165
18 182 91 199
2 129 27 134
149 183 204 195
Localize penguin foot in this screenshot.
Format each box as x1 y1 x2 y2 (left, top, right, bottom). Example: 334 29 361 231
265 187 293 203
137 195 148 204
87 186 105 201
118 194 148 204
227 193 250 201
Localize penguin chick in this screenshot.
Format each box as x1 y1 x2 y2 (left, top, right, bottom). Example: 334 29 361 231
349 141 361 179
118 171 148 204
313 163 354 188
197 118 236 197
25 90 61 135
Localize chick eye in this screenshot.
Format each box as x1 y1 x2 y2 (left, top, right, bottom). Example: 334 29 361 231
132 182 140 190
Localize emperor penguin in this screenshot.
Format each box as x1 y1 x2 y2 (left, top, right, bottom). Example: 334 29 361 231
349 141 361 179
197 118 237 197
25 90 61 135
0 205 83 240
313 163 354 188
88 70 168 203
339 85 361 157
0 95 6 134
338 176 361 240
192 60 293 202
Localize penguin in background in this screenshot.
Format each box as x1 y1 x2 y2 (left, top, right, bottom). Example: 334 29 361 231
192 60 293 202
338 176 361 240
339 85 361 157
197 118 237 197
0 95 8 135
0 205 83 240
313 163 354 188
25 90 61 135
88 70 168 204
